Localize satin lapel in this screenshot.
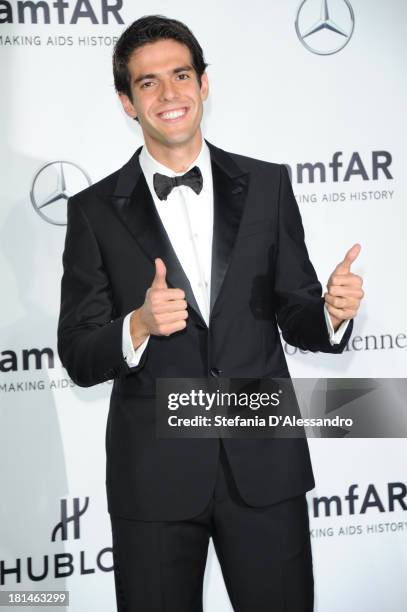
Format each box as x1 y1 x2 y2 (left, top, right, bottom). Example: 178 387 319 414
110 147 206 325
207 141 250 316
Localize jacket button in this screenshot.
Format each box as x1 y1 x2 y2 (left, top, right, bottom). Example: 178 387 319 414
210 367 221 377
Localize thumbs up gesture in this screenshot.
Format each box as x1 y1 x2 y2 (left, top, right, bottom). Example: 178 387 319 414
130 258 188 347
150 257 168 290
324 244 364 330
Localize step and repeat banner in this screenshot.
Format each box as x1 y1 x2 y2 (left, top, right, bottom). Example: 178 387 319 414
1 1 406 610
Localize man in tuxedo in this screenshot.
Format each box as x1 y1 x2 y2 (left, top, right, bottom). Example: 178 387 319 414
57 14 364 612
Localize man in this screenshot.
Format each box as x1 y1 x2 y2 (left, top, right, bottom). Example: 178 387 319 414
57 15 364 612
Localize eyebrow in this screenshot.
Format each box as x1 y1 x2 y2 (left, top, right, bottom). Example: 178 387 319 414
133 65 194 85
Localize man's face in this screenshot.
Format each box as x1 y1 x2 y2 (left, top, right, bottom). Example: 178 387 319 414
119 39 208 151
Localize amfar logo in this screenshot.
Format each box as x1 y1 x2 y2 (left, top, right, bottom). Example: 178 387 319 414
295 0 355 55
311 482 407 518
0 347 55 372
0 0 124 24
30 161 91 226
0 497 112 585
284 151 393 184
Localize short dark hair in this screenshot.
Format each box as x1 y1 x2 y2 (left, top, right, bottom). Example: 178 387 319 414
113 15 209 100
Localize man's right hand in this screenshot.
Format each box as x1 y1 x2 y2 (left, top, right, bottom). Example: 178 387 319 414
130 258 188 348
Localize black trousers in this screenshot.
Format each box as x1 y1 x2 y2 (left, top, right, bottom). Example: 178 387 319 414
110 443 314 611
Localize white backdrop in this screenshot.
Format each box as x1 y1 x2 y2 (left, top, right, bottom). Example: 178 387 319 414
1 1 406 610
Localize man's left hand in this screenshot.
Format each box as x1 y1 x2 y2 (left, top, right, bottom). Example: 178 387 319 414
324 243 364 331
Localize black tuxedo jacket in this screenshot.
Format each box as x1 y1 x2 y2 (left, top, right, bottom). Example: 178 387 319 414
57 140 352 521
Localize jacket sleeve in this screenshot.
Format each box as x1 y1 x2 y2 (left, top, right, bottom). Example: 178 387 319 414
57 195 146 387
273 165 353 353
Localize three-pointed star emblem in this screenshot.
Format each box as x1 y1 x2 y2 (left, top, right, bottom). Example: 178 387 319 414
295 0 355 55
30 160 91 225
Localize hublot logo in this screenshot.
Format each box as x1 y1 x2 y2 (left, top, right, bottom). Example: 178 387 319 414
51 498 89 542
0 497 113 585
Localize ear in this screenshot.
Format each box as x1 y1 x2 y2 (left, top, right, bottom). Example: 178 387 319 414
118 92 137 120
200 72 209 102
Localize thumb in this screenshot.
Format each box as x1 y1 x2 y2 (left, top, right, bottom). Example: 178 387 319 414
335 243 361 274
151 258 167 289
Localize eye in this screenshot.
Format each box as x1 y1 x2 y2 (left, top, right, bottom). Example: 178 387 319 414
177 73 190 80
141 81 155 89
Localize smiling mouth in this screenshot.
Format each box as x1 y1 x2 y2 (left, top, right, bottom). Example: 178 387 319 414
157 107 189 122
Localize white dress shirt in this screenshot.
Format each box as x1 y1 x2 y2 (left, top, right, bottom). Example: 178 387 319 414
122 140 349 367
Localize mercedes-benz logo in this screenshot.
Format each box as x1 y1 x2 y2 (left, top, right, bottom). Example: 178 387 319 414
30 161 91 226
295 0 355 55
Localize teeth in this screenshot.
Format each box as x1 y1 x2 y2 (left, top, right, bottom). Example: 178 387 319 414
160 109 186 120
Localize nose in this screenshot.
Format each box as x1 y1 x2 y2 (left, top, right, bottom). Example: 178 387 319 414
159 78 178 102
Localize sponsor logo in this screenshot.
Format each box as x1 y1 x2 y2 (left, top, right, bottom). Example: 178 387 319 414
283 330 407 356
52 498 89 542
312 482 407 517
0 347 55 373
0 346 114 392
295 0 355 55
284 151 392 184
0 497 112 584
310 482 407 538
30 161 91 225
0 0 124 25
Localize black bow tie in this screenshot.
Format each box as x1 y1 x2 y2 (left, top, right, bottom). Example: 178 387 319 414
153 166 203 201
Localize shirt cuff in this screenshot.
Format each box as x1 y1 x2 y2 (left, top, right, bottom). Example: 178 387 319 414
122 311 150 367
323 304 350 345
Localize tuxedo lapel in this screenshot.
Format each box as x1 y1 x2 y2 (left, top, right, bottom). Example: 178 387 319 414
110 140 250 326
111 147 206 325
206 140 250 316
